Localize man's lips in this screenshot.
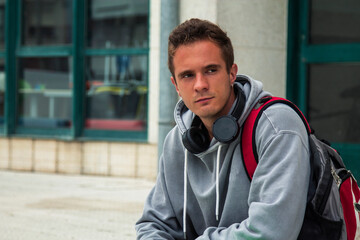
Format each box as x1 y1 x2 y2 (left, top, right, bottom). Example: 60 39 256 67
195 97 214 103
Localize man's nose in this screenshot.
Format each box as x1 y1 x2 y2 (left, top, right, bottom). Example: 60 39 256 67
194 74 209 91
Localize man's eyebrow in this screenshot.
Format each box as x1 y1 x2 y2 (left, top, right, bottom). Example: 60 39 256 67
177 64 222 78
204 64 221 69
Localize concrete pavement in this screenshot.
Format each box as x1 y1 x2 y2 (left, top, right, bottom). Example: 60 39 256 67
0 170 154 240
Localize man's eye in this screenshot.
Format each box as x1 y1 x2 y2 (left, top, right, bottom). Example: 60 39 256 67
207 68 217 73
182 73 193 79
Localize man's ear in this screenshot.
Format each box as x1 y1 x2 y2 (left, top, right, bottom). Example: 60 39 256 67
171 76 181 97
230 64 238 85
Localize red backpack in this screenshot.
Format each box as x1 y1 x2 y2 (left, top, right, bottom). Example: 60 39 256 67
241 96 360 240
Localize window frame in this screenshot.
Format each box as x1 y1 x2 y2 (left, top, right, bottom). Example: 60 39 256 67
287 0 360 178
1 0 150 142
0 1 5 135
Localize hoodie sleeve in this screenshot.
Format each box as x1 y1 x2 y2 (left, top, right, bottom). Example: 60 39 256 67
135 152 185 240
195 104 311 240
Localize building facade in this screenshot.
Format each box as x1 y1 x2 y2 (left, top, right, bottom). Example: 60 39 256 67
0 0 359 180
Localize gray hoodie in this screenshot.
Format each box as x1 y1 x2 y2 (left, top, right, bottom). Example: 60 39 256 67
136 75 310 240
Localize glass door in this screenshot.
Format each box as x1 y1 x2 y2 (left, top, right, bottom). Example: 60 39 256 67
287 0 360 178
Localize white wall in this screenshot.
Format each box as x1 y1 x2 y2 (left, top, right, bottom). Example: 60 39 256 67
178 0 289 97
217 0 288 97
148 0 161 144
180 0 218 23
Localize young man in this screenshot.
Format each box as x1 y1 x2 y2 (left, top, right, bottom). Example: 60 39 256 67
136 18 310 240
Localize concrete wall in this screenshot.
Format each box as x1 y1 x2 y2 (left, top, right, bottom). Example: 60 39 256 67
0 138 157 180
217 0 288 97
177 0 288 95
148 0 161 144
179 0 218 22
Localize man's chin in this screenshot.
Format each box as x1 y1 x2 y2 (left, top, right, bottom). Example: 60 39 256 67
194 110 218 120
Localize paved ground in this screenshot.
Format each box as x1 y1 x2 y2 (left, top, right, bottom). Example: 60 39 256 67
0 170 154 240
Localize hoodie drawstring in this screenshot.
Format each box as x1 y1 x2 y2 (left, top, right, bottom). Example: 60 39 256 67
215 144 222 221
183 145 222 239
183 149 188 239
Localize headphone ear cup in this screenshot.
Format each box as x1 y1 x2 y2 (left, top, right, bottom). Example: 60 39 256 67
213 115 239 143
212 86 245 143
182 127 210 154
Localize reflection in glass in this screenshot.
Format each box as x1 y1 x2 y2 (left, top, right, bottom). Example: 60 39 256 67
87 0 149 48
0 0 5 50
308 63 360 143
18 57 72 128
0 58 4 122
310 0 360 44
85 55 147 131
22 0 72 46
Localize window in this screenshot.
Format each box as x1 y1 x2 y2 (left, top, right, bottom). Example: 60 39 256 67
85 55 147 131
87 0 148 49
287 0 360 178
17 57 72 129
14 0 73 135
84 0 148 134
1 0 149 141
309 0 360 44
308 63 360 143
22 0 72 46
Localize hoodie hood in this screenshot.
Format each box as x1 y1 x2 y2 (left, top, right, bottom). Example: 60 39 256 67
174 74 270 143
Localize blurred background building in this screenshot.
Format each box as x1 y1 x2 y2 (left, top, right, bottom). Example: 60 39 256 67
0 0 359 180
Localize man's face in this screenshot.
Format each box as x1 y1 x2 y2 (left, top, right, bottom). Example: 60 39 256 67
171 40 238 123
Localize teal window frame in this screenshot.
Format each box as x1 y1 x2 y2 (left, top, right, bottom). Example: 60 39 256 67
1 0 149 142
0 1 5 134
287 0 360 178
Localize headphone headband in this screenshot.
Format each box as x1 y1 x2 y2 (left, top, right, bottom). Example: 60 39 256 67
231 86 246 120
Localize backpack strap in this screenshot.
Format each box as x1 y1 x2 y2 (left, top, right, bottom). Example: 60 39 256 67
241 96 311 181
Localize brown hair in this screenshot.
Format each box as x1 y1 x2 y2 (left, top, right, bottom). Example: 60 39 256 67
168 18 234 79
